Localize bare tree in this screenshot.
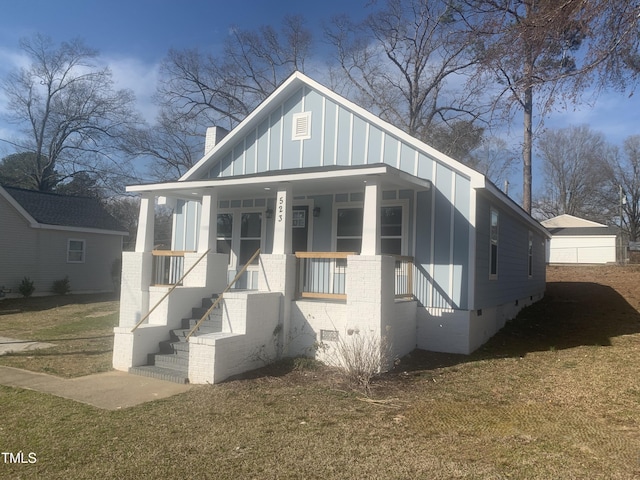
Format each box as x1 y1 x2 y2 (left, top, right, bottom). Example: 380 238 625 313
1 34 143 192
610 135 640 241
534 125 616 222
326 0 484 148
461 0 640 213
141 15 312 180
466 135 517 190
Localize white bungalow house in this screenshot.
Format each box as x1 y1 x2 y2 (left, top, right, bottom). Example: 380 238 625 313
113 72 550 384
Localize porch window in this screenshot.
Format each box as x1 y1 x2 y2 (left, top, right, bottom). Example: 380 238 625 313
67 239 85 263
335 204 405 254
239 212 262 265
336 207 363 252
217 213 233 264
381 206 403 255
490 209 499 277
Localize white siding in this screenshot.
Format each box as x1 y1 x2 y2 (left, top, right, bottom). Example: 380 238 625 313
547 235 616 264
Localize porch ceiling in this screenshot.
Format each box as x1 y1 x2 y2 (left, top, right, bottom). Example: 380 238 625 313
127 164 431 200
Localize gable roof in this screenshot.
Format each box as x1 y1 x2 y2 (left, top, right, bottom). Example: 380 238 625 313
1 186 127 234
541 214 607 228
180 71 486 187
545 226 618 236
176 70 546 237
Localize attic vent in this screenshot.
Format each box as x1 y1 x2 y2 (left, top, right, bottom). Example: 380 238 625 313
292 112 311 140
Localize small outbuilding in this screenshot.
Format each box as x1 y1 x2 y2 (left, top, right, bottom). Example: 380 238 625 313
0 185 128 296
541 214 617 264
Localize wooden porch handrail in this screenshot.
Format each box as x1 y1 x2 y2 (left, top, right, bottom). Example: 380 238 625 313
151 250 195 257
185 248 261 341
130 249 211 333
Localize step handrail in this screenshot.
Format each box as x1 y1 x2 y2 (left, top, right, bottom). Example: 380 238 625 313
130 248 211 333
185 248 261 341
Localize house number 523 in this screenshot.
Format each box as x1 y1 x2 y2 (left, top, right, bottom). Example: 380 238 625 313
277 194 284 222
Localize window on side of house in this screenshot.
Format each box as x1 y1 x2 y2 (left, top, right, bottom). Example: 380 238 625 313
67 239 85 263
490 209 499 278
528 231 533 277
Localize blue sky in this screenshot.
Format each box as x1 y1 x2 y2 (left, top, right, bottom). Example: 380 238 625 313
0 0 638 196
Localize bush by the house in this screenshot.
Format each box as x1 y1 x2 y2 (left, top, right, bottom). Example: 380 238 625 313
18 277 35 297
51 276 71 295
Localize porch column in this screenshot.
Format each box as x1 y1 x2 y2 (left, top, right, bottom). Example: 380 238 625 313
135 193 155 253
197 189 218 253
361 179 381 255
272 183 293 255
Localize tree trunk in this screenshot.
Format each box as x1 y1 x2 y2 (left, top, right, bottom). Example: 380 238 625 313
523 85 533 214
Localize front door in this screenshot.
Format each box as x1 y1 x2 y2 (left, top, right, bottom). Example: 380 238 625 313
292 205 309 253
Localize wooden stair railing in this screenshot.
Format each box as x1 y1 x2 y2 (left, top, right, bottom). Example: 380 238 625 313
130 249 211 333
185 248 261 341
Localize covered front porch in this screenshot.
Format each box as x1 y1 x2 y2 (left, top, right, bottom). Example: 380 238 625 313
113 164 431 383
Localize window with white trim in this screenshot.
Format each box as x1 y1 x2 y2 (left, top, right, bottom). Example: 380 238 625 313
490 209 499 277
67 239 85 263
334 201 406 255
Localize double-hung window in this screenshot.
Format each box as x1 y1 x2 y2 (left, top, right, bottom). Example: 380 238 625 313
380 205 403 255
528 231 533 277
334 202 405 255
490 209 499 278
336 207 363 253
67 239 85 263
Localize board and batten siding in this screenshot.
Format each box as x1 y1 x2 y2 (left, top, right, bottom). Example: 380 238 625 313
178 85 475 310
474 191 546 308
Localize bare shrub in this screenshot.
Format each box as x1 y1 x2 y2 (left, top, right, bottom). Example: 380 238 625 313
329 328 392 394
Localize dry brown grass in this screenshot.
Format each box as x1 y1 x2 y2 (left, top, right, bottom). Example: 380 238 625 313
1 267 640 479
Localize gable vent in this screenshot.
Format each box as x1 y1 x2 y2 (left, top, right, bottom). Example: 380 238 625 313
292 112 311 140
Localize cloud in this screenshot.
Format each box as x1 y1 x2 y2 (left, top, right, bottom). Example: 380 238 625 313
103 55 161 124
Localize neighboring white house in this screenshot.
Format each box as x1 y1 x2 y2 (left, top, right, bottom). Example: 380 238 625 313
113 71 551 384
0 186 128 297
541 214 617 264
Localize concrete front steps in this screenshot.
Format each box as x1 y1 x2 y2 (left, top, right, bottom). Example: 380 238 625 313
129 295 223 384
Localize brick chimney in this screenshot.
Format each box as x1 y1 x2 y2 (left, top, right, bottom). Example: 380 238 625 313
204 126 229 155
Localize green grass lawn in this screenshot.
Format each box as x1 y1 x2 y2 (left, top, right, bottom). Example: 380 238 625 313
1 268 640 479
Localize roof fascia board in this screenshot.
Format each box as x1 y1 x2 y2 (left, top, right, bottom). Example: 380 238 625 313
297 73 486 187
32 223 129 236
484 182 551 239
130 165 415 194
180 72 303 181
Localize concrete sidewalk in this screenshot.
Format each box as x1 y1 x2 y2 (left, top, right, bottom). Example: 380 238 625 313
0 366 193 410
